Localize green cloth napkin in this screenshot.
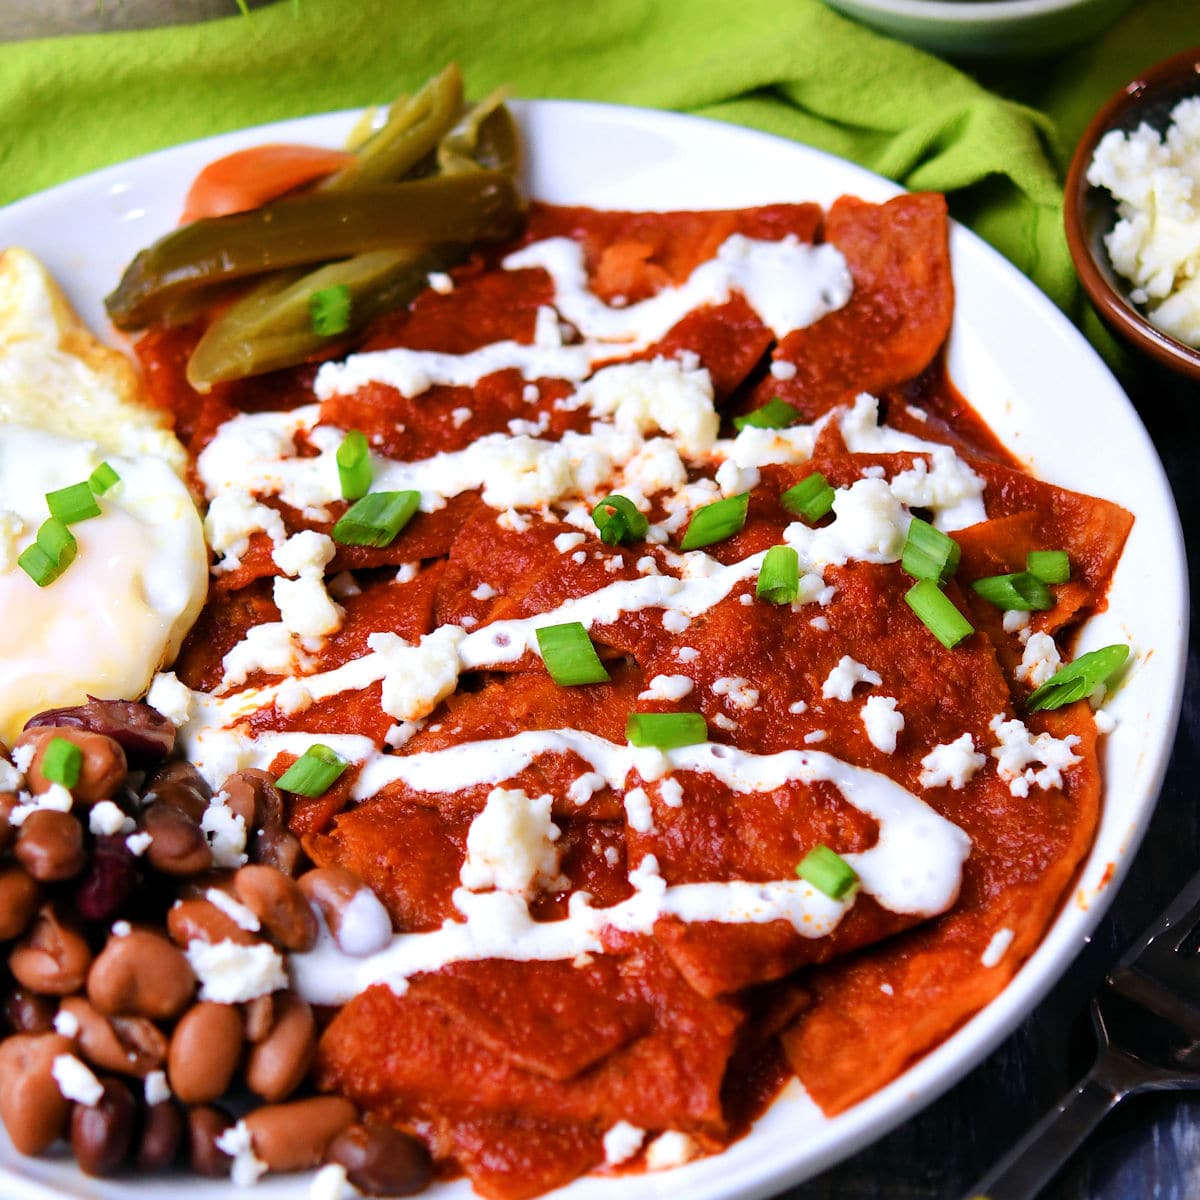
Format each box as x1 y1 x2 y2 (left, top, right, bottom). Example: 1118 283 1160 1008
0 0 1195 351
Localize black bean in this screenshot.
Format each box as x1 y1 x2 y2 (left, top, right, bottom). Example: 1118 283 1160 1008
326 1122 434 1196
75 835 139 923
70 1077 136 1176
137 1099 183 1170
25 699 174 763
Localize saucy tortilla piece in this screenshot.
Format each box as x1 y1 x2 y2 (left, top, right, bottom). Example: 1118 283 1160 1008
783 703 1101 1114
748 193 954 421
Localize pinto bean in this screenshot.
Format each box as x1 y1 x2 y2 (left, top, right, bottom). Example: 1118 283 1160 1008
15 810 86 882
0 1032 74 1154
10 906 92 995
4 988 55 1034
233 865 317 951
60 996 167 1077
243 993 275 1043
15 727 126 804
26 698 175 762
167 898 259 948
140 803 212 877
244 1096 357 1173
142 760 210 822
298 867 393 957
87 929 195 1020
188 1104 233 1177
326 1122 434 1197
0 863 40 940
71 1075 136 1176
220 769 301 876
0 790 18 852
245 992 315 1102
137 1099 183 1170
168 1003 243 1104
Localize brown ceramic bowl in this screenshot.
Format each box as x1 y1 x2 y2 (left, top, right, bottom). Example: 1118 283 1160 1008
1064 46 1200 381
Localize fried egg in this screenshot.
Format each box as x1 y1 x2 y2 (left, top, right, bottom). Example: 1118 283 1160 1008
0 248 207 745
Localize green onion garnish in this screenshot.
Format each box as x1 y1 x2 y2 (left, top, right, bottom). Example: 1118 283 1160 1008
42 737 82 788
591 494 648 546
309 283 352 336
18 519 78 588
795 844 859 900
680 493 749 551
733 397 800 432
781 472 835 523
88 462 120 496
905 580 974 649
275 744 349 797
1026 644 1129 711
332 491 420 547
336 430 372 501
46 482 100 525
971 572 1053 612
626 712 708 749
901 517 960 584
1027 550 1070 585
535 621 611 686
756 545 800 605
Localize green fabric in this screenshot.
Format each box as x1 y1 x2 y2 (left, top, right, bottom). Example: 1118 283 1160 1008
0 0 1196 343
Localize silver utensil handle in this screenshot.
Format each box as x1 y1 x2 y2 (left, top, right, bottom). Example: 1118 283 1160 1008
964 1066 1123 1200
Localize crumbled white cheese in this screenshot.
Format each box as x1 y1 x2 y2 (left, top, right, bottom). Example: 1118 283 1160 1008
185 939 288 1003
1002 609 1031 635
638 674 695 702
273 574 344 640
9 783 73 826
206 887 261 932
553 532 586 554
989 714 1081 798
713 713 739 732
111 920 132 937
216 1120 269 1188
822 656 882 701
809 615 829 631
310 1163 349 1200
676 646 699 663
981 927 1015 968
770 359 797 380
788 700 808 715
861 695 904 754
89 800 135 837
395 562 420 584
144 1070 171 1106
204 488 286 571
52 1054 103 1106
371 626 466 722
603 1120 646 1165
428 271 454 295
53 1009 80 1038
125 831 153 857
659 777 684 808
11 744 34 774
0 756 21 792
712 676 759 710
662 610 691 634
222 622 312 687
645 1130 698 1171
497 507 533 533
1088 96 1200 346
803 730 827 744
919 733 986 790
200 797 248 869
460 788 563 896
272 529 336 579
1015 632 1062 690
145 671 193 727
622 437 689 498
1094 709 1117 735
880 982 895 996
567 772 606 806
623 787 654 834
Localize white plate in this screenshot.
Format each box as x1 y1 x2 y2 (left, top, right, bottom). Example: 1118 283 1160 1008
0 101 1186 1200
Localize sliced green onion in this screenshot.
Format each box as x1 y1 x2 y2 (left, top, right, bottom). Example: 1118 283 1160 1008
680 492 749 551
309 283 352 336
42 737 82 789
332 490 420 547
733 397 800 432
18 519 77 587
336 430 372 501
625 712 708 750
535 621 610 686
780 472 835 523
1027 550 1070 585
591 494 648 546
756 544 800 605
905 579 974 649
46 481 100 525
795 844 859 901
901 517 960 584
1026 644 1129 711
88 462 120 495
275 744 349 796
971 571 1053 612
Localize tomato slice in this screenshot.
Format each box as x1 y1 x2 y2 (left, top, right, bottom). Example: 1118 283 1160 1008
180 143 356 223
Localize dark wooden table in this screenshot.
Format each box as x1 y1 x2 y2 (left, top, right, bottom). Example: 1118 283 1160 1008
786 363 1200 1200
